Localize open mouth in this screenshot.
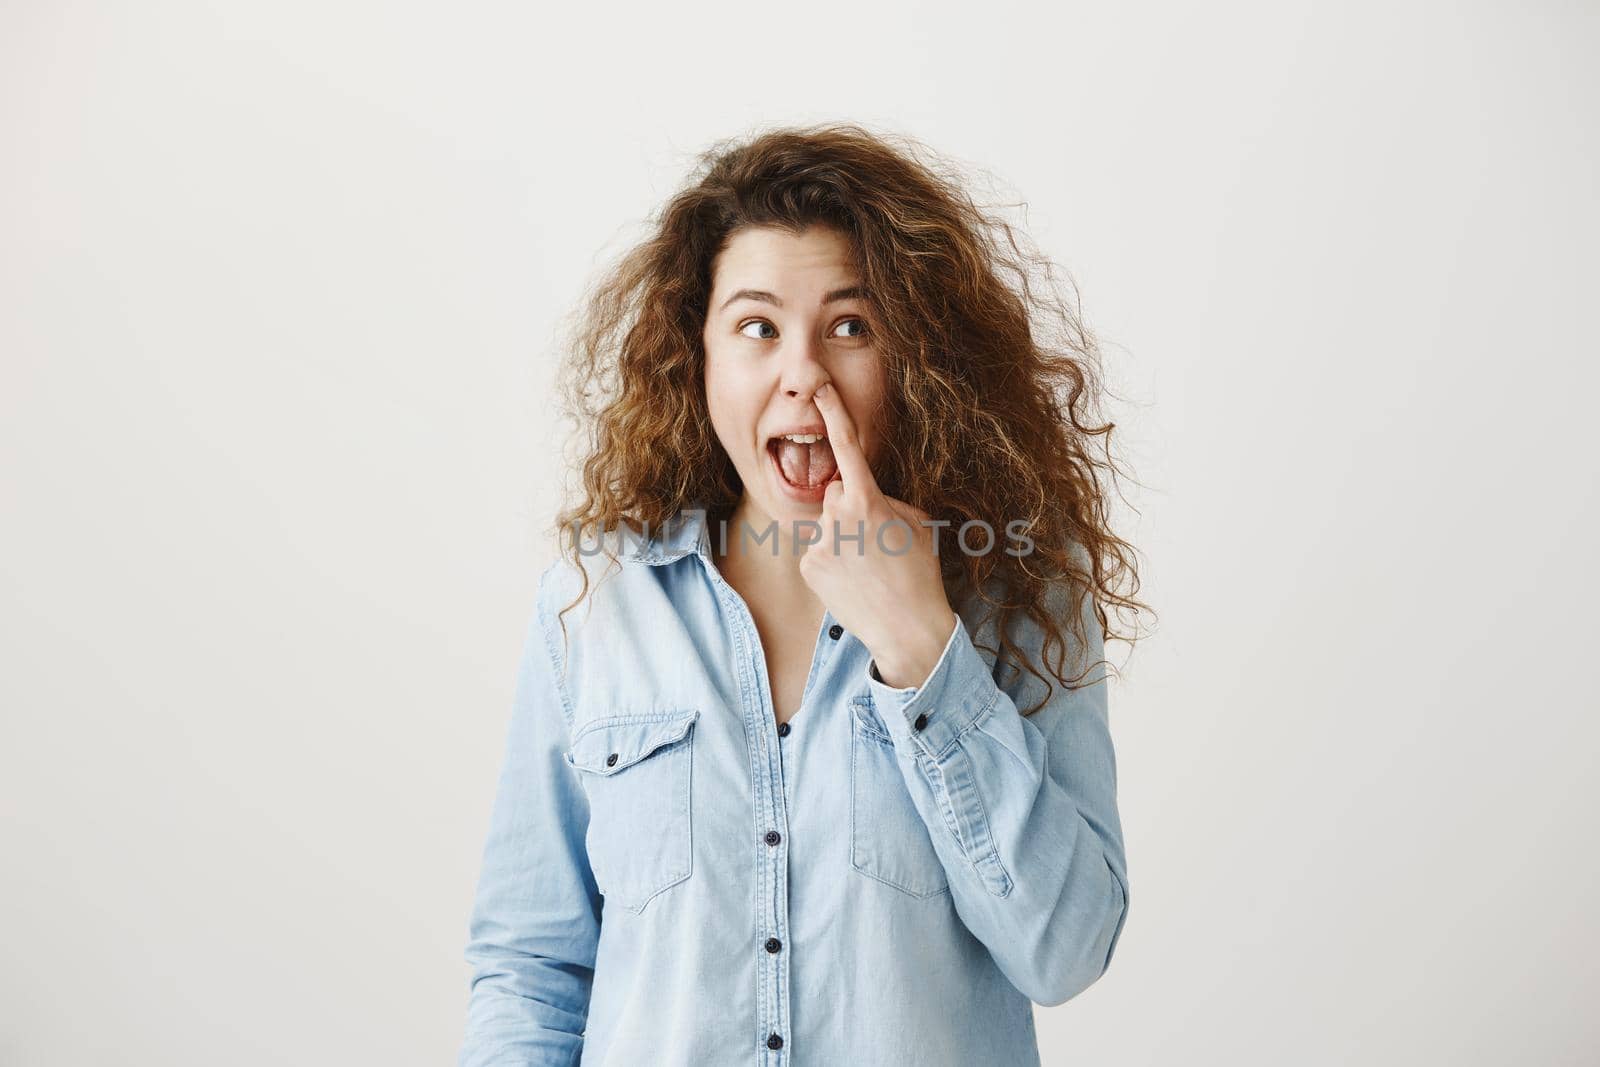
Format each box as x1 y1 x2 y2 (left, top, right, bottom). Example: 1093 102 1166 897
766 434 839 491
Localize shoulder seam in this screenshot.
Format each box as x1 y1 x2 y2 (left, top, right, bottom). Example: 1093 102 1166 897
533 563 578 733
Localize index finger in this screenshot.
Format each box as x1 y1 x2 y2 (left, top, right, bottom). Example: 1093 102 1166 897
813 382 880 500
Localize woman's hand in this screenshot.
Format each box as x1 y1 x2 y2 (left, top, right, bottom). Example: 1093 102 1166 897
800 381 957 690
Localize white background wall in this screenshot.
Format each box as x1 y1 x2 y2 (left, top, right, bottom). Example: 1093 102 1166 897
2 2 1595 1064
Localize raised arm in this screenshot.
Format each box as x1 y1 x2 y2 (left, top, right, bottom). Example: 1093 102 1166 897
865 578 1130 1007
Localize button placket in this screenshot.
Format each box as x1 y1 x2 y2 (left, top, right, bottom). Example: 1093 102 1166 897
703 558 795 1061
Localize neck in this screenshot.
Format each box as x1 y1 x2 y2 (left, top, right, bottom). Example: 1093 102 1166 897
712 496 817 599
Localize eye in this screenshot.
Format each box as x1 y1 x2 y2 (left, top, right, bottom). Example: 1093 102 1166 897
736 317 871 341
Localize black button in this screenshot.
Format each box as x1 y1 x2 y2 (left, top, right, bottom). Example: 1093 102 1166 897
828 623 843 640
767 1033 784 1050
605 752 618 766
913 713 928 731
777 722 791 737
765 830 781 846
765 937 781 953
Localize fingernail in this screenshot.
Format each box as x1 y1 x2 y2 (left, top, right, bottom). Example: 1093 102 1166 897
817 382 832 396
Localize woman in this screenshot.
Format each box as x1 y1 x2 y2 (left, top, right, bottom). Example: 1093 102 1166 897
459 123 1148 1066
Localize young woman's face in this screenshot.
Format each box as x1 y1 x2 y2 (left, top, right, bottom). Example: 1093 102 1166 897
702 224 888 531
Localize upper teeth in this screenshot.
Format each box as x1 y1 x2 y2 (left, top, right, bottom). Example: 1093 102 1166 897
779 433 826 444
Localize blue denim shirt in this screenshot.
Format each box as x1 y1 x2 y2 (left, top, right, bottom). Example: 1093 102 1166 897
459 506 1129 1066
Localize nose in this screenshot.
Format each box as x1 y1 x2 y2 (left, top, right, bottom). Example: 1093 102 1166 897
778 334 831 401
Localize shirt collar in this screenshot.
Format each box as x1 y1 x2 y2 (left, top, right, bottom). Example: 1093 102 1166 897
618 506 711 566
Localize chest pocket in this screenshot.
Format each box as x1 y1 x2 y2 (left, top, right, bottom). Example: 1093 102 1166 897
848 697 952 899
564 709 700 914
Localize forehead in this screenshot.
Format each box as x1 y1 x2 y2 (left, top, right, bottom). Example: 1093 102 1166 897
710 225 857 289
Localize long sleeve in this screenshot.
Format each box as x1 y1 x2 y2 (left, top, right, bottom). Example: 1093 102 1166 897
459 573 602 1067
864 579 1130 1008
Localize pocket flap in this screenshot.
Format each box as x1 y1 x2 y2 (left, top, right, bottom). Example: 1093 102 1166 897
565 709 700 775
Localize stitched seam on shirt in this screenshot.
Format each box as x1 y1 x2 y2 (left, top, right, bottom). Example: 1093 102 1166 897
927 738 1012 897
706 574 772 1043
961 741 1013 896
851 697 894 744
971 699 1034 776
537 595 578 735
928 687 1001 761
568 709 698 744
920 754 964 851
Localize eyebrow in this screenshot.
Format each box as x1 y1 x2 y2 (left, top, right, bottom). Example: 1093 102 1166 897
718 285 870 313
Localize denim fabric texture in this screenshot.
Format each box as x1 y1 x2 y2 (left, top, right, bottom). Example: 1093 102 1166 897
459 506 1129 1066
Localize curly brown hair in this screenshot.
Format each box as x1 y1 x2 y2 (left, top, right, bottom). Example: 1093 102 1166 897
548 121 1152 714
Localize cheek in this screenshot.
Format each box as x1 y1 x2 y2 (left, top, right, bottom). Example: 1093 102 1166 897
703 358 758 449
839 360 890 457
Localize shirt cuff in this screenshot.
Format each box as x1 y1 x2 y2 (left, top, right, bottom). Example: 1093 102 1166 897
864 610 997 759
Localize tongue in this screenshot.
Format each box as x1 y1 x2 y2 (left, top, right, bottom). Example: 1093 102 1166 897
776 440 838 488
